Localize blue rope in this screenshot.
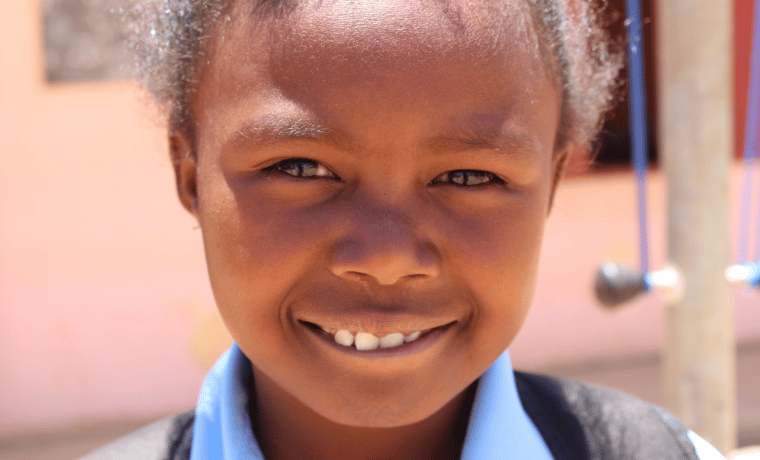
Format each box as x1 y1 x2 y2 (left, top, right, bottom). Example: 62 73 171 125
739 0 760 264
625 0 650 274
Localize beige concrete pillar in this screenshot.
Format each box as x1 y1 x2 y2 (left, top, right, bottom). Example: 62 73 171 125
656 0 737 453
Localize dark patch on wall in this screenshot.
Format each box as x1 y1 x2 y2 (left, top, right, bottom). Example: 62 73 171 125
43 0 133 82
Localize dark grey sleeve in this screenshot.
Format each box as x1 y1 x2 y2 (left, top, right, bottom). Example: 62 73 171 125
77 411 194 460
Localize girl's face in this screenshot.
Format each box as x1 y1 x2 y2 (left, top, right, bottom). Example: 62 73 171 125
175 0 564 428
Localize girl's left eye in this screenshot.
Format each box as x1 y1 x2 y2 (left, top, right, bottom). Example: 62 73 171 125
431 170 503 187
263 158 339 179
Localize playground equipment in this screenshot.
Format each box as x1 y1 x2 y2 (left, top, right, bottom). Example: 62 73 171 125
592 0 748 452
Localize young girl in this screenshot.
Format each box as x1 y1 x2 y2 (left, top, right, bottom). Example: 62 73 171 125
85 0 724 458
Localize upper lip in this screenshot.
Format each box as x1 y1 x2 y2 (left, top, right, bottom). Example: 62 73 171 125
286 279 467 337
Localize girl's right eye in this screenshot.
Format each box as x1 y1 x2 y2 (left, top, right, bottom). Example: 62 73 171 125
263 158 339 180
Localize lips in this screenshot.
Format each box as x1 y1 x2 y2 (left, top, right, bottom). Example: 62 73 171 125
298 318 457 357
290 284 464 355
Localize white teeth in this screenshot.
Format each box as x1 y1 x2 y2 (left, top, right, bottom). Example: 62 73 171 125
334 329 354 347
323 328 426 350
354 332 380 351
379 332 405 348
404 331 421 343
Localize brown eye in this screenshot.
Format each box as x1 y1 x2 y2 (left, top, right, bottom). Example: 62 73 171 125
265 158 338 179
431 170 502 186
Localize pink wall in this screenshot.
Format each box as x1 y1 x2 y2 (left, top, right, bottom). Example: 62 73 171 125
0 0 216 436
512 169 759 367
1 0 758 436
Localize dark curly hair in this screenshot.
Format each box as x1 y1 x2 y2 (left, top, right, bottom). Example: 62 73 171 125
127 0 622 152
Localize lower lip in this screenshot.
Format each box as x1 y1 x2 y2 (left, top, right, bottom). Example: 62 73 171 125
299 321 455 358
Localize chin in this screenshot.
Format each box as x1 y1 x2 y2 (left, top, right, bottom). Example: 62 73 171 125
305 383 465 429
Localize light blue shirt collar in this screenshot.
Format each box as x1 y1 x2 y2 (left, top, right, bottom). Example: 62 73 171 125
190 344 554 460
460 350 554 460
191 345 265 460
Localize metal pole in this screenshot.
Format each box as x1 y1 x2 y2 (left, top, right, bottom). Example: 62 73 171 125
656 0 737 453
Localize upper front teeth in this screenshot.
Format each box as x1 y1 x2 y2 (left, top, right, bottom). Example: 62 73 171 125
331 330 423 350
355 332 380 350
379 332 404 348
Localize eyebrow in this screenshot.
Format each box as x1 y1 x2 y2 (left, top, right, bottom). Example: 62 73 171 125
226 116 351 151
225 114 539 159
423 118 539 158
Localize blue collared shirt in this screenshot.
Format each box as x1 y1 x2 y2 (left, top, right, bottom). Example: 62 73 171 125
190 344 723 459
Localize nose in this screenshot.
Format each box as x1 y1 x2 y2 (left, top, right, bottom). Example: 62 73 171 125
329 206 441 286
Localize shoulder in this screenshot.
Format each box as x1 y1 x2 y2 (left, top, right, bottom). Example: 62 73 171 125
514 371 711 460
77 410 195 460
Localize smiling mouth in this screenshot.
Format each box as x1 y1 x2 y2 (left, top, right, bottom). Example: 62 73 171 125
298 320 455 351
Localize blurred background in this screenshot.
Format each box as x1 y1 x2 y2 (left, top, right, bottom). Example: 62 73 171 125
0 0 758 458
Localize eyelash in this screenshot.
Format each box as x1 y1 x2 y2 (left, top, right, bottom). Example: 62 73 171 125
430 170 503 187
263 158 503 187
263 158 339 179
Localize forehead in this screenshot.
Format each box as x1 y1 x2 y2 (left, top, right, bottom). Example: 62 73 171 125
206 0 549 90
195 0 559 153
266 0 537 58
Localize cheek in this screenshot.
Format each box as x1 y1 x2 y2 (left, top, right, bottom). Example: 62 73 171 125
199 170 321 274
442 196 548 359
443 194 546 282
195 171 332 346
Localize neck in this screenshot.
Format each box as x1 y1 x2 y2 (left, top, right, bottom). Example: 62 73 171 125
249 369 476 460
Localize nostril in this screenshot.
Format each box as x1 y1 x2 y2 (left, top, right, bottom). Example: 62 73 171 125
329 234 441 285
342 269 434 286
341 271 369 283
